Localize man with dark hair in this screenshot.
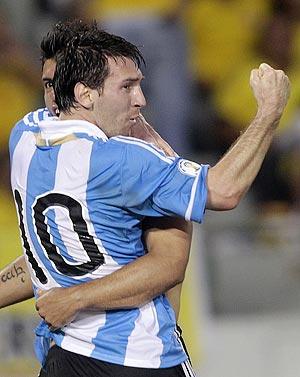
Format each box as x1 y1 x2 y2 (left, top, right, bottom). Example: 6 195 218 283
9 20 289 377
2 20 189 319
2 19 193 375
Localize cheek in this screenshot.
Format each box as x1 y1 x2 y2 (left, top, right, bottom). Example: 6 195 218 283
44 89 52 103
103 99 127 119
44 91 50 109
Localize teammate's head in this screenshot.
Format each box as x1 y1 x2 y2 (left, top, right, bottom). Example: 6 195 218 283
52 20 146 137
41 58 57 115
40 19 97 65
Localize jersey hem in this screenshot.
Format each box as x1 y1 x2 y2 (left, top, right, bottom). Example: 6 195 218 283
55 341 188 369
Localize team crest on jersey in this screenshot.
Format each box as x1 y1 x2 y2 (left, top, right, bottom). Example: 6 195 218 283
178 159 201 177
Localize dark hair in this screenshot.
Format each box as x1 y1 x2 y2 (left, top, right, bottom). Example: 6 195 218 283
44 20 144 113
40 19 96 64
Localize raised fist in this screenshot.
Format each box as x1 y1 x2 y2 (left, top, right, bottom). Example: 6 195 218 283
250 63 290 126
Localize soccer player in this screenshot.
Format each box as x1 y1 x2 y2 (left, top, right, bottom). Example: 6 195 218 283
1 21 189 321
2 19 192 373
9 21 289 377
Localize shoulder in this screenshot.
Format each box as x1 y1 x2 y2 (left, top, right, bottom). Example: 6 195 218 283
110 136 176 165
14 108 51 131
9 108 51 154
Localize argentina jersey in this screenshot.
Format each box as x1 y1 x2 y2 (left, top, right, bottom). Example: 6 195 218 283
9 112 209 368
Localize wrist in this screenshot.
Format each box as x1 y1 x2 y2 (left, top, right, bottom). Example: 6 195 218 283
255 108 282 126
255 109 282 128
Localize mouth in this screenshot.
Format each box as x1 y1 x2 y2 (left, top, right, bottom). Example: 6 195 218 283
129 114 140 124
52 105 59 117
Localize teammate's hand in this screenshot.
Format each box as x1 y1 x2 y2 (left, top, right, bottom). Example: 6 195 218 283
35 287 79 329
250 63 290 126
129 114 177 157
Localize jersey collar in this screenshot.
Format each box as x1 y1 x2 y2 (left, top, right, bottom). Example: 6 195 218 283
39 117 108 143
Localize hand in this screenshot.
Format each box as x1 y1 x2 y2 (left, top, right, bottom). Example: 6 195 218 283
129 115 177 157
35 287 79 329
250 63 290 125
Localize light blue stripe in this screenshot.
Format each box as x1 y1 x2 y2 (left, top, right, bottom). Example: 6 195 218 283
154 296 187 367
90 308 140 364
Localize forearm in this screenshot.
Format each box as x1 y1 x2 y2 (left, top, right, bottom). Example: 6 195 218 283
207 64 290 210
0 255 34 309
207 113 276 210
68 249 186 312
36 218 192 328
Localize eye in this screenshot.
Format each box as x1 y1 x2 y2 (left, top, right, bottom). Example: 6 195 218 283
123 84 131 91
44 81 53 89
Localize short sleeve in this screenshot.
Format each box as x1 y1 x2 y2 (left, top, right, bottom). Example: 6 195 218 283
116 137 209 223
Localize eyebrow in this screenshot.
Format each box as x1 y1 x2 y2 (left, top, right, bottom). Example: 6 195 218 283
122 75 145 84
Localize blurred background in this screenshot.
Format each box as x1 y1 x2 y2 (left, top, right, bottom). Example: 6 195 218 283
1 0 300 376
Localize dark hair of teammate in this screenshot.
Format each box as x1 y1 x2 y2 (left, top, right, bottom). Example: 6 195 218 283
40 19 98 65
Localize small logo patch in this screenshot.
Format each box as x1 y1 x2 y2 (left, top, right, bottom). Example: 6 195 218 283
178 159 201 177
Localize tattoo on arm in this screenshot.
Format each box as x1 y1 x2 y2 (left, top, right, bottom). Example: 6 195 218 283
0 264 26 284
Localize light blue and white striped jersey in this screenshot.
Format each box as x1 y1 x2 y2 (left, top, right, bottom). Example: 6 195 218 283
9 109 209 368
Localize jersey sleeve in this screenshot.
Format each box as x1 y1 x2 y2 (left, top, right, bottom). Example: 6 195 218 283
117 137 209 223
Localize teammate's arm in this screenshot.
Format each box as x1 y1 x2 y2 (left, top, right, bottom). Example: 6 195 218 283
0 217 190 320
36 217 191 328
206 64 290 210
0 255 33 309
143 217 192 320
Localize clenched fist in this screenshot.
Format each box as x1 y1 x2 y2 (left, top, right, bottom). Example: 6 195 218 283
250 63 290 126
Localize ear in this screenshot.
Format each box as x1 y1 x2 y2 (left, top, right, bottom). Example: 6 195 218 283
74 82 95 110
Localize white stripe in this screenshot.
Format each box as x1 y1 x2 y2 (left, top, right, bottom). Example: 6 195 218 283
61 311 106 356
113 136 174 165
186 359 196 376
39 118 108 141
185 169 201 221
23 116 30 126
10 132 56 289
175 328 194 374
53 139 119 279
33 110 40 124
182 361 193 376
114 135 176 157
53 139 94 266
124 301 163 368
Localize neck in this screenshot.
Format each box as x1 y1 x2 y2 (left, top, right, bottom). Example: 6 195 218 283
58 109 109 137
59 109 93 123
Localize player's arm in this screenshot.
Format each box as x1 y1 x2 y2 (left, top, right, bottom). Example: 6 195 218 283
36 218 191 328
165 284 183 320
0 255 33 309
143 217 192 320
206 63 290 211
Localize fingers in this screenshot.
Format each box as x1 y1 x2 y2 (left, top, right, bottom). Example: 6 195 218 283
249 62 290 124
250 69 259 88
258 63 272 77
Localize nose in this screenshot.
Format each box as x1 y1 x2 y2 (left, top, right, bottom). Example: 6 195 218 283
134 86 146 108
